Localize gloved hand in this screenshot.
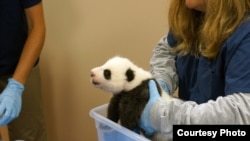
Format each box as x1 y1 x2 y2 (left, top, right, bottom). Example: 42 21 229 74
0 78 24 125
157 80 170 94
139 80 161 136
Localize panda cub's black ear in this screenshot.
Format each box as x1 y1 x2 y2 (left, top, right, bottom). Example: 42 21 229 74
126 68 134 82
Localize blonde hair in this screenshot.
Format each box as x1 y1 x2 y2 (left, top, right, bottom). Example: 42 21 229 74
169 0 250 59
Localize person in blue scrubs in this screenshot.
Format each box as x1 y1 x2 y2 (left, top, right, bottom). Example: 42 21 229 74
0 0 48 140
139 0 250 140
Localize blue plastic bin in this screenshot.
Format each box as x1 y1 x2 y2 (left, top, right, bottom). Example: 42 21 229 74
89 103 150 141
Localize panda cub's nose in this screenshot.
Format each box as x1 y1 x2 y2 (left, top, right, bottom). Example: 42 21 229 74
90 72 95 77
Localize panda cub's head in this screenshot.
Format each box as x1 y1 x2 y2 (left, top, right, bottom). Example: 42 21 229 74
90 56 152 94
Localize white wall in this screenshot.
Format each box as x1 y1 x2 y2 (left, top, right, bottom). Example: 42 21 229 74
41 0 169 140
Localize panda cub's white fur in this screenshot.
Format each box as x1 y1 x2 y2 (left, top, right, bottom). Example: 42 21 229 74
91 56 152 93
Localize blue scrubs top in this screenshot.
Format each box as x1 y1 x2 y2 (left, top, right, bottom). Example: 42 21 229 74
168 20 250 104
0 0 41 75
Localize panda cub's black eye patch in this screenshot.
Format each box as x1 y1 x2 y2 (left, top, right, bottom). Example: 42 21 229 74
126 68 134 82
104 69 111 80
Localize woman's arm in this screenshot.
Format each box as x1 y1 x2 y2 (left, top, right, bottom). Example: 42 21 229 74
150 34 178 94
141 81 250 139
150 93 250 138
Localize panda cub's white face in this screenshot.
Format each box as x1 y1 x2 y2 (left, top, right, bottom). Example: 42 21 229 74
90 56 152 94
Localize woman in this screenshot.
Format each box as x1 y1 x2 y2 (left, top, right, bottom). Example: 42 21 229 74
140 0 250 140
0 0 48 140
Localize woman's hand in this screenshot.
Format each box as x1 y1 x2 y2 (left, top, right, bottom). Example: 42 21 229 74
139 80 161 136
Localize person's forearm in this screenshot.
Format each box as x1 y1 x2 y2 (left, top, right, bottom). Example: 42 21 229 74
150 93 250 137
13 26 45 84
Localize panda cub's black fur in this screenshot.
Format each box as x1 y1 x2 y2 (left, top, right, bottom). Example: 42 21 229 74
107 79 161 130
90 56 171 141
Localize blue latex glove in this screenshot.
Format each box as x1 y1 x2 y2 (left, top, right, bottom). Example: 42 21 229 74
139 80 161 136
0 78 24 125
157 80 170 94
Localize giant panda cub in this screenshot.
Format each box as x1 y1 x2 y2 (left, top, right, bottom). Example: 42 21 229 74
90 56 172 141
